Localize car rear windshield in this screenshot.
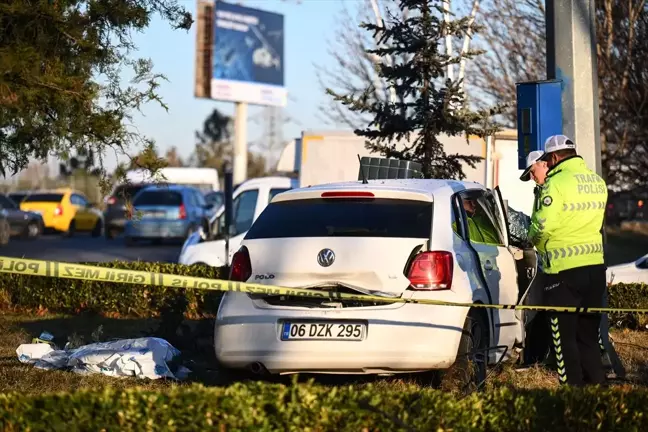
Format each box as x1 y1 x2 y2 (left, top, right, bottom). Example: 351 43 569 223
22 193 63 203
113 184 148 201
133 191 183 206
244 198 433 239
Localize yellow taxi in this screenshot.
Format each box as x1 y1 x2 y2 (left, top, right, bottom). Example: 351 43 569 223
19 188 104 236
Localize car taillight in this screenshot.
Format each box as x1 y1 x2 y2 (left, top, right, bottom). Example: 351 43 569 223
54 205 63 216
107 197 116 205
407 251 453 290
178 204 186 219
230 246 252 282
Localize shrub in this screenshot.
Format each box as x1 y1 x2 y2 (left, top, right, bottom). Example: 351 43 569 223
0 380 647 431
0 261 229 318
608 283 648 329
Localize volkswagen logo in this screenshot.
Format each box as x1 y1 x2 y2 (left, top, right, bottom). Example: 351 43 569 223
317 248 335 267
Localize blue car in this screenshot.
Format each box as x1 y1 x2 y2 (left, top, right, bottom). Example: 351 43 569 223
124 185 214 246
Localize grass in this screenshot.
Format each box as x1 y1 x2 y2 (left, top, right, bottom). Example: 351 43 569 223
2 312 648 396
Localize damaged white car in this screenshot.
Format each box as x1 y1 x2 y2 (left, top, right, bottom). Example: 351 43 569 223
215 176 543 387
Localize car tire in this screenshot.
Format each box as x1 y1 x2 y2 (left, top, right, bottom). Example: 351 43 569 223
23 221 41 240
91 220 103 238
0 220 10 246
63 220 76 238
433 308 489 394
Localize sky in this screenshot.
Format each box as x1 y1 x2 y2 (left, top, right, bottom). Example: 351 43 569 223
107 0 348 172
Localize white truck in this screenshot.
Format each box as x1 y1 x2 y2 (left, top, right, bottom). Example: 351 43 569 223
125 167 220 193
276 129 536 216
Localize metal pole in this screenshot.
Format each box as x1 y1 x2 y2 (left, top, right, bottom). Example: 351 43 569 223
223 163 233 266
233 102 248 185
485 135 493 188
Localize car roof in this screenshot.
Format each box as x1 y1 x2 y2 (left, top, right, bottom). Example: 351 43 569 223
272 179 485 203
139 184 190 192
236 176 298 190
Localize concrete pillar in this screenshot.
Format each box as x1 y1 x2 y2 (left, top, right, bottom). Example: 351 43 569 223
546 0 602 175
233 102 248 185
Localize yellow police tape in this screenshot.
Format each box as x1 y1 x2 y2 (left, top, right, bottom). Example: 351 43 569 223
0 255 646 315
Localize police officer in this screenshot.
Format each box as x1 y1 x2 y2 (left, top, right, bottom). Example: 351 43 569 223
519 150 552 365
528 135 608 386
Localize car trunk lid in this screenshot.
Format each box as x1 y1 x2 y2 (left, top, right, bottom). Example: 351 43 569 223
245 237 427 297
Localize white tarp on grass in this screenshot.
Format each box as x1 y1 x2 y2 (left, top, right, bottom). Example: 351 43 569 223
16 337 189 380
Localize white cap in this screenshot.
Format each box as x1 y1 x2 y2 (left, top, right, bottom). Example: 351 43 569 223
540 134 576 159
519 150 545 182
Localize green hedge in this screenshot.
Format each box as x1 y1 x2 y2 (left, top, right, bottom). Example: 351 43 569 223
0 381 647 430
0 261 229 318
608 283 648 329
0 260 646 326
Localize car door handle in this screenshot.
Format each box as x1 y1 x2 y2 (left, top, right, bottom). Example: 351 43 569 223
484 260 493 271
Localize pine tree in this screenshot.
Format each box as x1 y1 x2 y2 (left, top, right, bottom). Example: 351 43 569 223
327 0 503 180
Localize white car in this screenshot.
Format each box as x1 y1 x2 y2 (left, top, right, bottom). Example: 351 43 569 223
178 176 298 267
215 178 541 387
607 254 648 285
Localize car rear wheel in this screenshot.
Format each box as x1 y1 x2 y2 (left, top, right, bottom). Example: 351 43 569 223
63 220 76 238
105 227 116 240
24 221 41 239
424 308 489 394
0 220 10 246
91 220 103 238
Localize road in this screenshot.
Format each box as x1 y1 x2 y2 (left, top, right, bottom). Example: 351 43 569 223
0 233 182 264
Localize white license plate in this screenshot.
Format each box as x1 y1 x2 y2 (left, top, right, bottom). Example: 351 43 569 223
281 322 366 341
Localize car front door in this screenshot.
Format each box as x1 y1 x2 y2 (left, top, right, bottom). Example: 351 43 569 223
457 189 522 357
225 189 259 264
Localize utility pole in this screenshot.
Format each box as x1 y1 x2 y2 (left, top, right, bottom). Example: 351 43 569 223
546 0 624 380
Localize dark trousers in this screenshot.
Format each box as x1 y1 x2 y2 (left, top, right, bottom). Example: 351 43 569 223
543 264 607 386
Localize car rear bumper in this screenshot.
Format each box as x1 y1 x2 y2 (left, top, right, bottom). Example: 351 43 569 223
214 293 470 374
125 219 191 238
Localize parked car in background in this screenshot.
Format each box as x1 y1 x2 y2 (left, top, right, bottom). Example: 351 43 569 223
18 189 103 237
607 254 648 285
103 182 150 239
179 176 297 267
124 185 214 246
0 210 10 246
204 190 224 211
0 194 43 239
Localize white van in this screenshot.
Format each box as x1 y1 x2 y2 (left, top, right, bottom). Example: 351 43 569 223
178 176 297 267
125 167 220 193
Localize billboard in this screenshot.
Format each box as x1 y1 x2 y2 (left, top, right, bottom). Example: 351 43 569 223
195 1 287 107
